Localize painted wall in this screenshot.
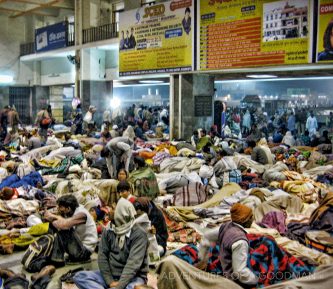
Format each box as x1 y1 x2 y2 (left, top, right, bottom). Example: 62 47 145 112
40 58 75 86
0 14 33 86
82 48 107 81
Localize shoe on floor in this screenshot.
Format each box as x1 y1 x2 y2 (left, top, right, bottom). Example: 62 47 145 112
31 265 56 282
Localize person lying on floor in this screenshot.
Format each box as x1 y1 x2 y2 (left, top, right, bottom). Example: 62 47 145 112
73 197 149 289
43 194 98 265
197 203 258 288
133 196 168 257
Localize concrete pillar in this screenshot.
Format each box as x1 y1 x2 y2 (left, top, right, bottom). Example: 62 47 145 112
171 74 215 140
75 0 83 99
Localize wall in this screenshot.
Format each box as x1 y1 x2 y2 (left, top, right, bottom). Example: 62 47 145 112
172 74 215 140
0 14 33 86
82 48 107 81
105 49 118 80
40 58 75 86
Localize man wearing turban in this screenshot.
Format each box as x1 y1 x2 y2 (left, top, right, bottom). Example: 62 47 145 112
218 203 258 287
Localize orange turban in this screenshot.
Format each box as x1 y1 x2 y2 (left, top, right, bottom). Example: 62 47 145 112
230 203 253 224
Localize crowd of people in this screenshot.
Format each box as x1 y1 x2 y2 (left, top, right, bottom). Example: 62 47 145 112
0 102 332 289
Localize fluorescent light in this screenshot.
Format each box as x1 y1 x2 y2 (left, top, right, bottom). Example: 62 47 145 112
246 74 278 79
139 80 164 84
0 75 13 83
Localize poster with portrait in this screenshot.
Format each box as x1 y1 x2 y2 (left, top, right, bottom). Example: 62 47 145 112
199 0 312 70
317 0 333 62
119 0 194 76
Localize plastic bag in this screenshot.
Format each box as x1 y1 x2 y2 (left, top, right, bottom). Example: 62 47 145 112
134 213 160 266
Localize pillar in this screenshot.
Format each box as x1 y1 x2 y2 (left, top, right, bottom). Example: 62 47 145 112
171 74 215 140
75 0 83 99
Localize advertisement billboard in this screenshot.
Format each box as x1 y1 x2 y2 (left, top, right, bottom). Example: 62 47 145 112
199 0 311 70
119 0 194 76
35 21 68 53
317 0 333 62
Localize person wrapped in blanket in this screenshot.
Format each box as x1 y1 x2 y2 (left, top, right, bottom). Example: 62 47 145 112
73 198 149 289
133 197 168 257
197 203 258 288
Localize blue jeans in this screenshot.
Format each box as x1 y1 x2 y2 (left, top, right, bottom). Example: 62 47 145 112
73 270 145 289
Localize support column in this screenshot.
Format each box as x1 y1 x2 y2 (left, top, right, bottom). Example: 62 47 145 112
75 0 83 99
171 74 215 140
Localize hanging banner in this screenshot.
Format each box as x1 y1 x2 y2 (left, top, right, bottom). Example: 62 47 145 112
317 0 333 62
119 0 194 76
199 0 311 70
35 21 68 53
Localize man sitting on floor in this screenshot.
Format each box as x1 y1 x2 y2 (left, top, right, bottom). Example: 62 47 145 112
44 194 98 265
197 203 258 288
73 198 149 289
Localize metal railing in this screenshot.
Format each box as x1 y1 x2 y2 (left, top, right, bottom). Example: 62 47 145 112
20 42 35 56
19 31 75 56
83 23 118 44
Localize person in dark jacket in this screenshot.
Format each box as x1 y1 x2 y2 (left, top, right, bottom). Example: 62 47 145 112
73 198 148 289
133 197 168 256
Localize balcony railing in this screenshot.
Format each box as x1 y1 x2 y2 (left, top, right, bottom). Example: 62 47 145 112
19 31 75 56
20 42 35 56
83 23 118 44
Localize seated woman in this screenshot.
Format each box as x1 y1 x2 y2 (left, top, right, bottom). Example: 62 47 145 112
133 197 168 257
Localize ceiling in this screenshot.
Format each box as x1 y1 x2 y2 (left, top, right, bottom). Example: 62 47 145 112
0 0 74 18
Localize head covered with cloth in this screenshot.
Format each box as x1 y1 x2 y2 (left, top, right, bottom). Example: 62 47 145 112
112 197 137 249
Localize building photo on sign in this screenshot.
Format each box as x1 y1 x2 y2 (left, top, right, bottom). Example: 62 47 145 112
263 0 308 42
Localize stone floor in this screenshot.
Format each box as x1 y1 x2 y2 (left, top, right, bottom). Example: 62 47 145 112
0 251 99 289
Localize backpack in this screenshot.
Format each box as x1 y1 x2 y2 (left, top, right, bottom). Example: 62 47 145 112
21 234 54 272
173 182 209 206
40 111 51 127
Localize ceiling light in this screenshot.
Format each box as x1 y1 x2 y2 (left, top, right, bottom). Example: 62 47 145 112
0 75 13 83
139 80 164 84
110 97 121 108
246 74 278 79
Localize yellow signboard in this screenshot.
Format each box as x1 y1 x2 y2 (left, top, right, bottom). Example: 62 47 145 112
199 0 311 70
317 0 333 62
119 0 194 76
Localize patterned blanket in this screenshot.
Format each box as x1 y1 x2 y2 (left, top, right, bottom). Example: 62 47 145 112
172 234 315 287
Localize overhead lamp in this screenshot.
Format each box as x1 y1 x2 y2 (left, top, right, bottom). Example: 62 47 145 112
110 97 121 108
246 74 278 79
139 80 164 84
0 75 13 83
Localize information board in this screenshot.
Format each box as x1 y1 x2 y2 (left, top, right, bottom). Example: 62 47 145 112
35 21 67 53
195 95 213 116
119 0 194 76
199 0 311 70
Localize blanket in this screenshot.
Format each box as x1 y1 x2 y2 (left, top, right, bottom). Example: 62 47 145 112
172 234 315 287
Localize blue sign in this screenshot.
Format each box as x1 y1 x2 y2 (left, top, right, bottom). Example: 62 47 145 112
165 28 183 39
35 21 68 53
